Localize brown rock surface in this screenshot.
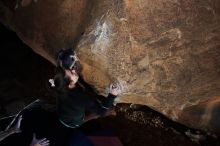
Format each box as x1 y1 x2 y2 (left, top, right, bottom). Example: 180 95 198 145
0 0 220 132
0 0 93 64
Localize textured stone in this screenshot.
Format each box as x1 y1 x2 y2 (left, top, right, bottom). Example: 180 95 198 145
0 0 93 64
0 0 220 133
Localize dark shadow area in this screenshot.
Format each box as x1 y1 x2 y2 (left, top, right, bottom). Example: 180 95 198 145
0 22 55 117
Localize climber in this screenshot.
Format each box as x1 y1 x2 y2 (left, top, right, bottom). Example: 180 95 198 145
50 67 122 128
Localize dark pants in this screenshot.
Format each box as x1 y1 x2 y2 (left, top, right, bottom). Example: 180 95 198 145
67 130 94 146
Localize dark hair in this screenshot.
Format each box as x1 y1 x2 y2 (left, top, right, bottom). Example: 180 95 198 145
57 49 74 69
56 48 82 75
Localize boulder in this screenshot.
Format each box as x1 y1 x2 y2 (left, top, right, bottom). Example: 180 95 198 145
1 0 220 133
0 0 93 64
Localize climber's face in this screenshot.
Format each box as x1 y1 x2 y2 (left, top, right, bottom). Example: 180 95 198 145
65 69 79 89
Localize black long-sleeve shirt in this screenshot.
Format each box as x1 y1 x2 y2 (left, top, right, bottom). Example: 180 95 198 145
57 83 116 128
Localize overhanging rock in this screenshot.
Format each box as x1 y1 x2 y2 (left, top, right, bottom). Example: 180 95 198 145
0 0 220 133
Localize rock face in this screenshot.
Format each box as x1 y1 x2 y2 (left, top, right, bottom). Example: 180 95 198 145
0 0 93 64
1 0 220 133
